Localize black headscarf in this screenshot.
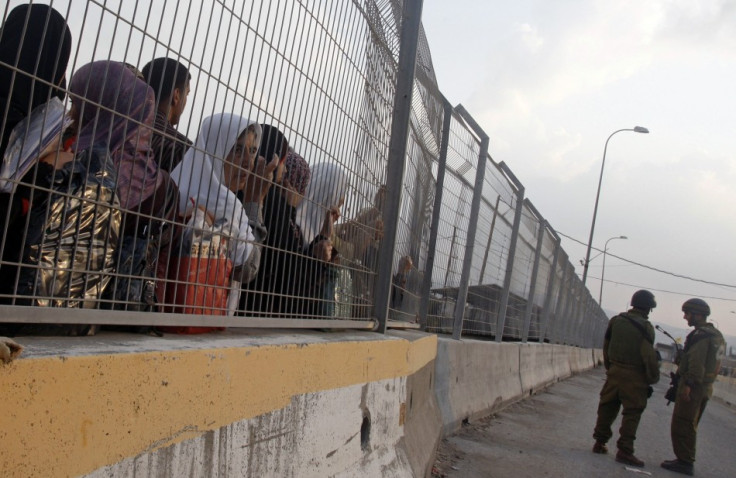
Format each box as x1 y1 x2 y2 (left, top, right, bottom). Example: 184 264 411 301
0 4 72 158
257 124 288 174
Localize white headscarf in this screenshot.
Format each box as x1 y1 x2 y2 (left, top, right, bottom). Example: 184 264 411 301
171 113 262 265
295 162 349 246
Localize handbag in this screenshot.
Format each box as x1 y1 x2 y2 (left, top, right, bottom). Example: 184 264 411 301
18 147 120 309
161 209 232 334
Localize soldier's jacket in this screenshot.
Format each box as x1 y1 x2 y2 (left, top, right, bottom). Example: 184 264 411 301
678 322 725 388
603 308 660 384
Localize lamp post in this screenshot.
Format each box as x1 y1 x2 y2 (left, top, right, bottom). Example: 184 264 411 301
599 235 627 305
582 126 649 285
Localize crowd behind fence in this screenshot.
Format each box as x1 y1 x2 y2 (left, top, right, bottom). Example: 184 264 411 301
0 0 606 348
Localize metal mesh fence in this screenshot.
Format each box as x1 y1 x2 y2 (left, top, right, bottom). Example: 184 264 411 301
0 0 605 347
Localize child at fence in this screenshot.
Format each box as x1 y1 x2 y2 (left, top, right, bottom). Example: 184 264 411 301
171 113 278 317
295 162 348 318
67 60 180 312
334 185 385 317
0 4 73 307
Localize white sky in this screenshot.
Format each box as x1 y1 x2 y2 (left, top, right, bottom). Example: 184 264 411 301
422 0 736 339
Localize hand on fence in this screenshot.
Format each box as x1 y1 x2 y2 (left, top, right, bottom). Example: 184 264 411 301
320 208 340 239
374 217 384 241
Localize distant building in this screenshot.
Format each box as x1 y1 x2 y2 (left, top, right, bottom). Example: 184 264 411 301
721 347 736 377
655 342 678 363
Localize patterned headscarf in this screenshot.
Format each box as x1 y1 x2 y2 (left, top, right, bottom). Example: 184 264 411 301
69 61 161 210
284 149 310 196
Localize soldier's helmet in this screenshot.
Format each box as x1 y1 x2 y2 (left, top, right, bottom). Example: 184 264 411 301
682 298 710 317
631 290 656 310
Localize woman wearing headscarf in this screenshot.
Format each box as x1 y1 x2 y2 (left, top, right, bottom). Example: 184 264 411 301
0 4 72 303
69 61 175 219
171 113 277 298
68 61 179 310
244 147 324 316
0 3 71 159
295 162 349 317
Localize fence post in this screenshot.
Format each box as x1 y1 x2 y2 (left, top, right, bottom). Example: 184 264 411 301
451 105 489 340
573 292 584 346
550 259 568 344
580 296 590 347
495 161 525 343
599 312 608 347
521 199 545 343
374 0 424 333
578 293 590 347
570 281 583 345
595 300 606 347
539 227 560 343
478 195 501 283
418 97 452 330
587 296 597 347
566 281 580 345
556 265 573 344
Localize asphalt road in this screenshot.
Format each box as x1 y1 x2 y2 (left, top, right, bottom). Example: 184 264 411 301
433 368 735 478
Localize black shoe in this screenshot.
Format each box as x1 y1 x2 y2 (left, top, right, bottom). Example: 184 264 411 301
661 459 694 476
592 441 608 454
616 450 644 467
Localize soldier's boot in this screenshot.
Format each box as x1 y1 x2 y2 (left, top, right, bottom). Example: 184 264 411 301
615 450 644 467
660 459 694 476
592 441 608 454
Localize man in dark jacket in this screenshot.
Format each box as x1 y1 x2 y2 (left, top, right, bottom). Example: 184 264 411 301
592 290 660 468
141 58 192 172
661 298 725 476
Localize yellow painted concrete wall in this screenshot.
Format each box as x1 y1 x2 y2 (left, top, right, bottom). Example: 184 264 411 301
1 331 437 478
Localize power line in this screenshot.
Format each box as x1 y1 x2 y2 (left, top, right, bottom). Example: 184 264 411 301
557 231 736 289
587 275 736 302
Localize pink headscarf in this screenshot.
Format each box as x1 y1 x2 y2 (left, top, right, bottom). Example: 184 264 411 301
70 61 162 210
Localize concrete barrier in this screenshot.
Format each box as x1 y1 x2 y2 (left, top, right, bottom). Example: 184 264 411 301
568 347 593 373
551 343 573 379
519 343 558 395
434 338 523 435
433 338 600 436
713 376 736 407
0 330 439 478
435 338 595 435
2 329 601 477
593 348 605 366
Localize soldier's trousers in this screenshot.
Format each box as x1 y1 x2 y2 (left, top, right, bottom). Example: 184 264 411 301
671 383 710 464
593 367 649 454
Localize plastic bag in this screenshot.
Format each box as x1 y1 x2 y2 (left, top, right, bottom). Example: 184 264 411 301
0 97 70 193
161 209 233 333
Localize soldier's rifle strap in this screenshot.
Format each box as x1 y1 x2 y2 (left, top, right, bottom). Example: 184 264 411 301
621 314 654 345
683 327 717 353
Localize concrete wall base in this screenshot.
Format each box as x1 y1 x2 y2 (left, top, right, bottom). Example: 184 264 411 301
434 338 599 436
2 330 602 477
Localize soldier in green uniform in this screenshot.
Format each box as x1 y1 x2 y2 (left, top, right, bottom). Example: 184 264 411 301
592 290 660 467
661 298 725 476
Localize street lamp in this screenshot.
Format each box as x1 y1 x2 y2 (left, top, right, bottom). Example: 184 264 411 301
582 126 649 285
599 235 627 305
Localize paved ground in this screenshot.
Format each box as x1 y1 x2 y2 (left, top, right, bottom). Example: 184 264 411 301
432 368 735 478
